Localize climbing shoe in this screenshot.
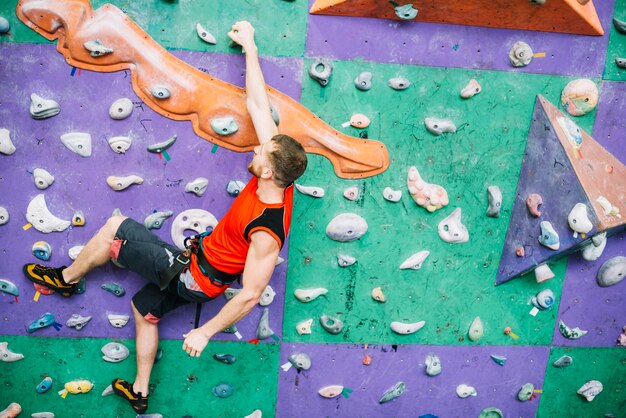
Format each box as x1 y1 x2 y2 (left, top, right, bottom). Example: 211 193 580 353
22 264 77 297
112 378 149 414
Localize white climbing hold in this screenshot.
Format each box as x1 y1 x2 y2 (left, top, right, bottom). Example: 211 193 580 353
108 136 132 154
460 79 481 99
33 168 55 190
26 194 71 233
107 314 130 328
294 288 328 303
196 23 217 44
0 342 24 362
456 384 477 398
581 232 607 261
535 264 555 283
109 98 133 120
382 187 402 202
29 93 61 119
425 352 441 376
83 39 113 56
68 245 84 260
185 177 209 197
371 287 385 302
326 213 368 242
106 175 144 191
597 256 626 287
568 203 593 237
60 132 92 157
438 208 469 243
596 196 621 218
295 184 325 198
259 285 276 306
558 319 587 339
509 41 533 67
468 316 483 342
343 186 359 201
337 253 356 267
296 318 313 335
0 206 8 225
424 117 457 136
407 166 449 212
0 128 16 155
170 209 218 250
390 320 425 335
399 251 430 270
577 380 603 402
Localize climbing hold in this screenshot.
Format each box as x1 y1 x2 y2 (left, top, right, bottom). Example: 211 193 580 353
425 352 441 376
256 308 273 339
616 58 626 69
244 410 262 418
320 314 344 334
597 256 626 287
613 17 626 34
617 326 626 346
259 285 276 306
36 376 53 393
109 98 133 120
32 241 52 261
226 180 246 196
371 286 385 303
0 403 21 418
170 209 218 250
151 86 171 100
354 71 372 91
60 132 92 157
33 283 54 296
0 207 8 225
382 187 402 202
568 203 593 237
394 3 418 19
596 196 620 218
337 253 356 267
350 114 370 129
107 314 130 328
144 210 173 230
26 194 71 233
577 380 602 402
486 186 502 217
516 246 525 257
517 383 534 401
557 116 583 155
270 104 280 125
534 264 555 283
27 313 60 333
0 128 15 155
147 135 177 154
223 288 241 300
101 342 129 362
508 41 533 67
561 79 598 116
296 318 313 335
213 353 236 364
0 342 24 362
211 117 239 135
61 379 93 396
456 384 477 398
438 208 470 244
468 316 483 342
318 385 344 398
490 355 506 366
33 168 55 190
308 59 332 86
0 279 18 297
66 314 91 330
390 320 425 335
581 232 607 261
538 221 560 250
106 175 144 191
460 79 481 99
362 355 373 365
478 407 504 418
424 117 457 136
343 186 359 201
531 289 555 310
399 251 430 270
68 246 85 260
407 166 449 212
326 213 368 242
212 383 235 398
74 277 86 295
185 177 209 197
101 282 125 297
31 413 54 418
295 184 325 198
558 319 587 339
196 23 216 44
379 382 405 403
83 39 113 57
387 77 411 90
553 355 573 368
71 211 85 227
293 287 328 303
29 93 60 120
288 353 311 370
0 16 10 34
222 325 238 334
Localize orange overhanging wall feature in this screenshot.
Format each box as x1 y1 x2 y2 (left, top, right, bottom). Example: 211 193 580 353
310 0 604 36
16 0 390 179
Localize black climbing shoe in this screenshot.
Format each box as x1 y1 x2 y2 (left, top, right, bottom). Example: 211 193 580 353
22 264 77 297
112 378 149 414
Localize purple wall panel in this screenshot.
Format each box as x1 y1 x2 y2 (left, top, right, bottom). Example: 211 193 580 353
592 81 626 163
0 43 303 341
306 0 615 77
277 343 549 417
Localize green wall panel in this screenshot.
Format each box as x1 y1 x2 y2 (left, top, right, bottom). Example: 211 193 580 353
284 59 598 346
0 0 308 57
0 335 279 417
604 0 626 81
538 347 626 417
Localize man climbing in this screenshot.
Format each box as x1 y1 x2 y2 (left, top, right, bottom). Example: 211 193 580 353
22 21 307 414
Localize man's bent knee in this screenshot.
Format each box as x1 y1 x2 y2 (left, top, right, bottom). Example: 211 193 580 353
132 300 161 325
105 215 127 236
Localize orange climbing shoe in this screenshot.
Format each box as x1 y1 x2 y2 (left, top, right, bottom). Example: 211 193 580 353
22 264 77 297
112 378 149 414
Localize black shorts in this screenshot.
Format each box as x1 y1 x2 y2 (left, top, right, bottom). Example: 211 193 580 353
112 218 212 323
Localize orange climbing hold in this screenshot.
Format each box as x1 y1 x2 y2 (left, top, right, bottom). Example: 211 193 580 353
16 0 390 179
310 0 604 36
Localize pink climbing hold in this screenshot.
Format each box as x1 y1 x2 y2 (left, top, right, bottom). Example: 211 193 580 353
526 193 543 217
407 166 449 213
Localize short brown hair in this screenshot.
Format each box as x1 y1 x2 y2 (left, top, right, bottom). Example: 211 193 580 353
268 134 308 188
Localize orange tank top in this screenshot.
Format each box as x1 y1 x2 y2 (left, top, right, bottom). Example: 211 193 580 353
189 177 293 297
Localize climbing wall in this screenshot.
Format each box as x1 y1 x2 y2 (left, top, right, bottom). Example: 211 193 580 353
0 0 624 417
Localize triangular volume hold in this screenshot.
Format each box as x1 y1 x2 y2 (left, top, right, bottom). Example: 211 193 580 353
495 95 625 285
310 0 604 36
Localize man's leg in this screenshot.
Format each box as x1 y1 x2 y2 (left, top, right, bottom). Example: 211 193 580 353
63 215 127 283
132 301 158 396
